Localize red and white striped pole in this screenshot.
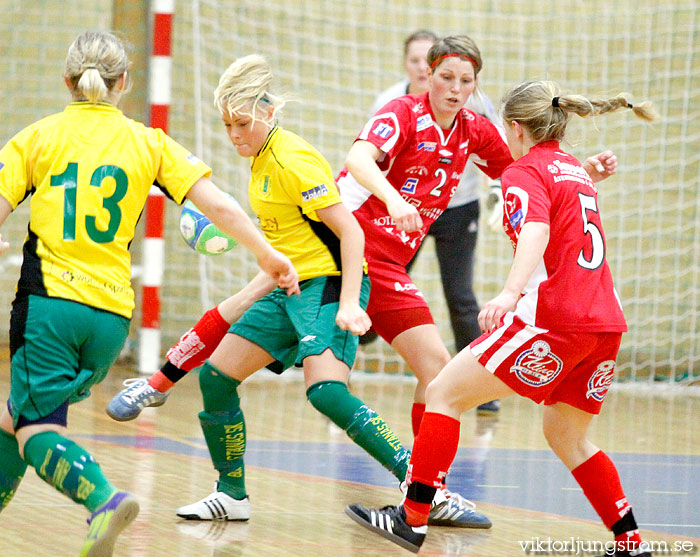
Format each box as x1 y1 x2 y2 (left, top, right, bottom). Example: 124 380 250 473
139 0 173 374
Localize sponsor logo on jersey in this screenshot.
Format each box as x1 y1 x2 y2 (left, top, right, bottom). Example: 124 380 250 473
505 193 525 230
438 157 452 164
510 340 563 387
403 196 422 208
586 360 616 401
509 208 524 229
372 122 394 139
0 162 4 171
393 281 424 297
417 141 436 152
547 164 559 174
373 216 395 226
186 153 203 165
301 183 329 202
550 159 594 187
301 335 317 342
421 206 443 220
416 114 433 132
439 149 453 156
259 175 272 198
400 178 418 194
412 102 424 113
258 216 280 232
406 165 428 176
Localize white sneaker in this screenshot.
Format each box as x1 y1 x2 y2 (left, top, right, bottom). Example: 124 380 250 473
176 491 250 521
106 378 170 421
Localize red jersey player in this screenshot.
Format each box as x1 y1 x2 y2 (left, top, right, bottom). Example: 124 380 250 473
337 35 615 442
346 80 658 556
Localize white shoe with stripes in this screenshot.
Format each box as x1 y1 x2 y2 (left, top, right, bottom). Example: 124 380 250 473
345 504 426 553
176 491 250 521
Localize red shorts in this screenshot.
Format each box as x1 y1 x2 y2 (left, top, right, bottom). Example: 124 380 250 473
365 258 434 343
470 313 622 414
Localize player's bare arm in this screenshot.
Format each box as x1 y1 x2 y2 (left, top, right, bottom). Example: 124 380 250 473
479 221 550 333
0 196 12 254
315 202 371 336
186 177 300 294
344 140 423 233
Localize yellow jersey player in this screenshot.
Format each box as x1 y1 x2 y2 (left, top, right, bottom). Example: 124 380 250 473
0 31 297 557
110 53 493 530
132 54 416 524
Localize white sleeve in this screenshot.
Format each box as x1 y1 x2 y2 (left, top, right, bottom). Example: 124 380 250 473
368 81 409 117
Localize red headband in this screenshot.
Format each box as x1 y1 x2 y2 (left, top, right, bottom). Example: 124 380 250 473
430 53 478 70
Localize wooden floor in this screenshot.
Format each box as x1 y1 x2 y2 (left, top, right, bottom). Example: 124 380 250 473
1 360 698 556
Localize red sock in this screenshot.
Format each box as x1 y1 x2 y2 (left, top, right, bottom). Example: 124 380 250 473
403 412 460 526
165 307 230 372
148 371 174 393
411 403 425 438
571 451 643 548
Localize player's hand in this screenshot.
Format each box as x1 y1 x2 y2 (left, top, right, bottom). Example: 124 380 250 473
0 234 9 254
335 301 372 336
387 197 422 233
478 290 519 333
583 150 617 182
257 249 300 295
486 181 503 232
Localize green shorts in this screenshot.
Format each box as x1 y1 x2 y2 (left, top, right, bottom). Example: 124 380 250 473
230 274 370 373
8 294 130 427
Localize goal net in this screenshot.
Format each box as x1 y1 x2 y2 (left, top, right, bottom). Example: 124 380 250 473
166 0 700 383
1 1 699 384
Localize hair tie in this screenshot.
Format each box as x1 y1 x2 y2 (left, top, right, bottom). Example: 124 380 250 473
626 102 634 109
430 53 478 70
81 63 98 71
552 97 560 108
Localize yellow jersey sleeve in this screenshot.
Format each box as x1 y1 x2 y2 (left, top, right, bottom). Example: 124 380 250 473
0 124 42 208
153 128 212 204
283 153 342 222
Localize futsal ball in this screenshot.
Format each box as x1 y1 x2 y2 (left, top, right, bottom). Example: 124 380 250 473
179 199 237 255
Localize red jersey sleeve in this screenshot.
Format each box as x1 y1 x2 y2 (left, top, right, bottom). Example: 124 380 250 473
467 113 514 179
357 97 414 160
502 165 551 237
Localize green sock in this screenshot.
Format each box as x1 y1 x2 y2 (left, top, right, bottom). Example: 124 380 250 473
306 380 410 481
0 429 27 511
23 431 116 512
199 361 247 499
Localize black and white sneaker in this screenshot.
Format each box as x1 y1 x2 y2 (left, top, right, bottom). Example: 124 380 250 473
176 490 250 521
345 503 426 553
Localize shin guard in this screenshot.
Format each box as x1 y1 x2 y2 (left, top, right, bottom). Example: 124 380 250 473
307 380 410 481
198 361 246 499
0 429 27 511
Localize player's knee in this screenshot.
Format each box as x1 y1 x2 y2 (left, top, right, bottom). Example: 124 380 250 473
199 360 241 411
542 417 578 454
306 380 353 429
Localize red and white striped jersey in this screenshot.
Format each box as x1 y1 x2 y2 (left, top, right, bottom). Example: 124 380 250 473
501 140 627 332
337 91 512 266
